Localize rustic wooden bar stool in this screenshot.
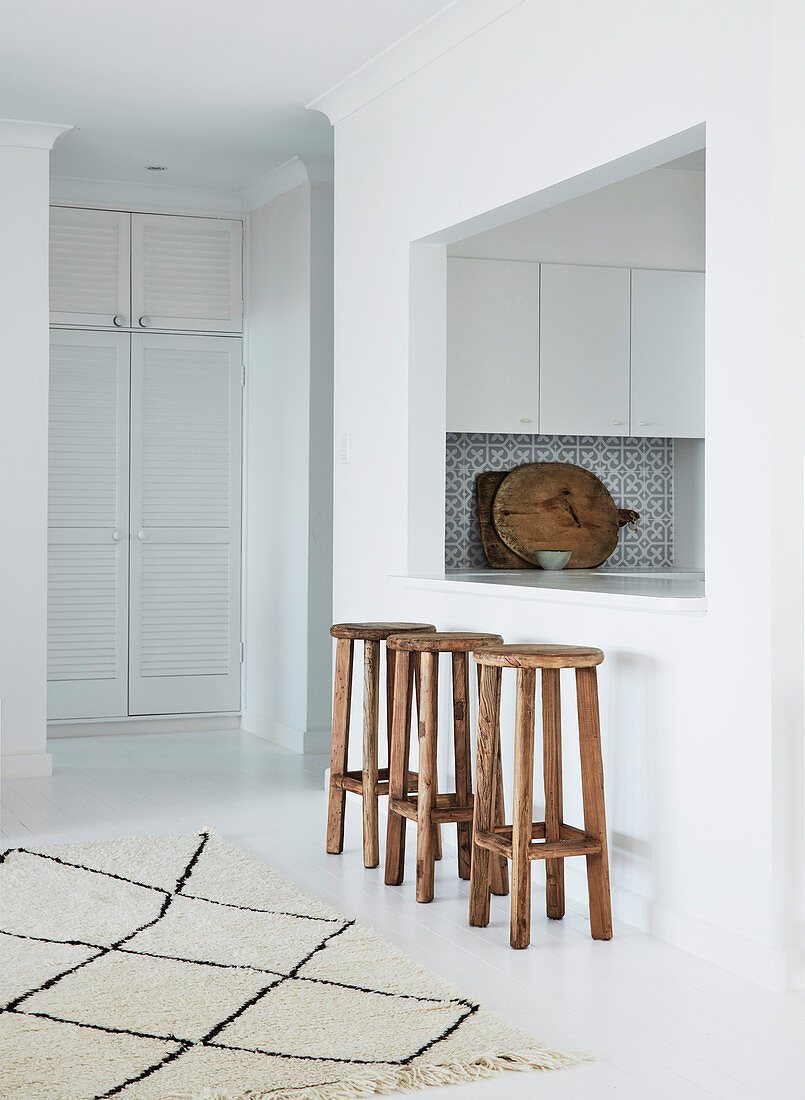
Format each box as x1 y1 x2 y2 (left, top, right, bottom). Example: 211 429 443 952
326 622 436 868
469 644 612 949
385 631 510 903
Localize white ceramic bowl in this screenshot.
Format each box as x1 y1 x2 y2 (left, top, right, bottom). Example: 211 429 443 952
534 550 572 570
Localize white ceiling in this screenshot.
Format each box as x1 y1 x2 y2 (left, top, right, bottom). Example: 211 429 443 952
1 0 454 193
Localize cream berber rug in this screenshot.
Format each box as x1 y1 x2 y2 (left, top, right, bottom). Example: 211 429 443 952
1 830 583 1099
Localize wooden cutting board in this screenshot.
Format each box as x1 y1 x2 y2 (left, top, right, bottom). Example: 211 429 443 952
491 462 637 569
476 471 531 569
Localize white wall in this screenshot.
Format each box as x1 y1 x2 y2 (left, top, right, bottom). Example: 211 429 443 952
450 165 705 270
0 122 70 779
320 1 800 986
243 180 334 753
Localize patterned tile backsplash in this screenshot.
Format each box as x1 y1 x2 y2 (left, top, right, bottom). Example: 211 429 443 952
445 433 674 570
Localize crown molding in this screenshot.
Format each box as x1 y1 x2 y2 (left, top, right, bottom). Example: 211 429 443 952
50 175 248 215
242 155 334 210
0 119 73 150
307 0 525 124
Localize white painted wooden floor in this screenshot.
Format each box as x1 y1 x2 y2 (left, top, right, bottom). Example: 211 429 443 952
3 728 804 1099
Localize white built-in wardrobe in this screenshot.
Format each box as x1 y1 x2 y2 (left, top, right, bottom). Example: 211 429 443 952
47 206 244 721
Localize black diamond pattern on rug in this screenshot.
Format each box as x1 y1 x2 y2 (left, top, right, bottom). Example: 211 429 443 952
0 832 480 1099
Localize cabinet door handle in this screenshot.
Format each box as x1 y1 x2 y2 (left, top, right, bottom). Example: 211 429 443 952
611 419 625 425
113 315 127 327
138 316 152 328
112 530 122 541
519 417 534 424
637 420 650 426
137 530 148 540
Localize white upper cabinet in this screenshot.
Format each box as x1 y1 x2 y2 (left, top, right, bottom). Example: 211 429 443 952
630 269 704 438
50 207 131 328
446 258 540 433
539 264 631 436
131 214 243 332
49 207 243 333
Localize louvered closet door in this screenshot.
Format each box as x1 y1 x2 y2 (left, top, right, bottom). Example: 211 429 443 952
131 214 243 332
50 207 131 327
47 330 130 719
129 334 242 715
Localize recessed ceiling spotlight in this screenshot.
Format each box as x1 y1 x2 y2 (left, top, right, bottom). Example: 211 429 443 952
146 165 166 171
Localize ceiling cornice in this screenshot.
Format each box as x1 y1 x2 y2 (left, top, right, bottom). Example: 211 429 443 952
51 155 334 216
0 119 73 150
307 0 525 125
50 175 248 215
242 155 334 210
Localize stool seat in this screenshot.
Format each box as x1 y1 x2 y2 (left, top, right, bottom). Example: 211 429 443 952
474 643 604 669
388 631 503 653
330 622 435 641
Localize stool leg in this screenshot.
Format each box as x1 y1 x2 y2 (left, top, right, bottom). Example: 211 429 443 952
362 640 381 868
416 651 438 903
415 654 441 860
511 668 536 949
452 652 473 880
478 665 509 897
542 668 565 919
385 649 414 885
385 643 395 768
490 736 510 896
576 666 612 940
469 664 502 927
326 638 353 854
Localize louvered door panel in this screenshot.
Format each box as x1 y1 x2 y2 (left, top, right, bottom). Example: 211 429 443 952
47 330 130 719
50 207 130 327
131 214 243 332
129 334 242 714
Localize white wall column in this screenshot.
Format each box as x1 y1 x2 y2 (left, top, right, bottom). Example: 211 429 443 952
242 171 334 754
0 120 71 779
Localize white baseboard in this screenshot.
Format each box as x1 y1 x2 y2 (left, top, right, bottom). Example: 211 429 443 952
647 900 787 990
1 751 53 779
241 712 330 755
48 715 241 738
543 862 785 988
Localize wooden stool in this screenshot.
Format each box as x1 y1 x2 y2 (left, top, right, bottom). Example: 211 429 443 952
385 632 509 903
469 644 612 949
326 622 436 868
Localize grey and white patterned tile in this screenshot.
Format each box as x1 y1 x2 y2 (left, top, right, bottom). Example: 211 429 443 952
445 432 675 571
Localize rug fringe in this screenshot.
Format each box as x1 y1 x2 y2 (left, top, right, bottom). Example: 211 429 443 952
178 1045 592 1100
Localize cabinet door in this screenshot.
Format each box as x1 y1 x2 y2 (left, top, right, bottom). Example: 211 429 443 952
50 207 131 327
446 258 540 433
631 269 704 437
128 334 242 715
131 214 243 333
539 264 630 436
47 330 130 719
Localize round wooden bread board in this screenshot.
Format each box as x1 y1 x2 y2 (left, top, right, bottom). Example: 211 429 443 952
492 462 632 569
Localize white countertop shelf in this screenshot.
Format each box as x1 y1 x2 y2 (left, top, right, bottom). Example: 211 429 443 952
391 567 706 614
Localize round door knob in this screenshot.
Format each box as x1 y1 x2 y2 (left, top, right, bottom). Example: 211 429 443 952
138 316 152 328
137 530 148 540
113 315 126 327
112 530 122 541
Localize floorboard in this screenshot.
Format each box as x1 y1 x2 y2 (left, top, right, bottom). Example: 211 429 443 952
2 729 803 1098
